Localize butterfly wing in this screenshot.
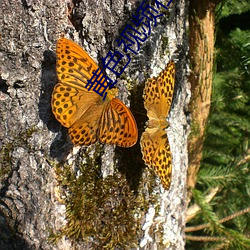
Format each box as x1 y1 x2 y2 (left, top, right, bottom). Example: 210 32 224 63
140 128 172 190
52 82 101 128
67 101 105 145
52 38 102 127
52 38 138 147
56 38 99 90
140 60 175 189
98 98 138 147
52 37 107 145
143 60 175 120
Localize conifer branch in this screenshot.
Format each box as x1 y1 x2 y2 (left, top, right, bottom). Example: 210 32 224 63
186 187 219 222
185 235 227 242
236 149 250 168
186 206 250 232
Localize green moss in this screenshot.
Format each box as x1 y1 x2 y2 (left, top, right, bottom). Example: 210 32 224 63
0 126 38 178
0 144 13 178
25 126 38 138
161 36 169 56
189 119 202 139
51 152 156 248
119 74 139 92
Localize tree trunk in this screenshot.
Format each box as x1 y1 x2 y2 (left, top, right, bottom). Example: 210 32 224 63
0 0 189 249
187 0 220 203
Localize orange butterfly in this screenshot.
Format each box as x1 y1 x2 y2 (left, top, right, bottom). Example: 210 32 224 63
51 38 138 147
140 61 175 189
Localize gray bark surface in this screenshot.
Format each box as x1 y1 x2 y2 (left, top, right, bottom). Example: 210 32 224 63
0 0 189 249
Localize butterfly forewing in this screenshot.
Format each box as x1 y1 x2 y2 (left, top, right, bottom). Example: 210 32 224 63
52 83 79 128
158 60 175 117
56 38 100 90
143 60 175 119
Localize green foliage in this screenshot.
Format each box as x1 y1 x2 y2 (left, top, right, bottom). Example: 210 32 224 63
187 1 250 249
192 189 224 233
218 0 250 17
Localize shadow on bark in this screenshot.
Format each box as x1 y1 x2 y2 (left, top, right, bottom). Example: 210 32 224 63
0 209 33 250
116 81 147 191
39 49 73 161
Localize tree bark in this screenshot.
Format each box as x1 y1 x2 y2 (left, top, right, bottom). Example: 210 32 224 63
0 0 189 249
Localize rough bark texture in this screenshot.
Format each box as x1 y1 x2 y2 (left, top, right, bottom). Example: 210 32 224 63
187 0 220 203
0 0 189 249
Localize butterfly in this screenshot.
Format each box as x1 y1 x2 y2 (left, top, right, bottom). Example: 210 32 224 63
140 60 175 190
51 38 138 147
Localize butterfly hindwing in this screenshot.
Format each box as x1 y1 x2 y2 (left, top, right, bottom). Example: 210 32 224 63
141 128 172 190
143 60 175 119
68 106 102 145
99 98 138 147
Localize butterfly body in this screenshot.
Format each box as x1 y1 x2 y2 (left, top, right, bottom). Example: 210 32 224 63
140 61 175 190
52 38 138 147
